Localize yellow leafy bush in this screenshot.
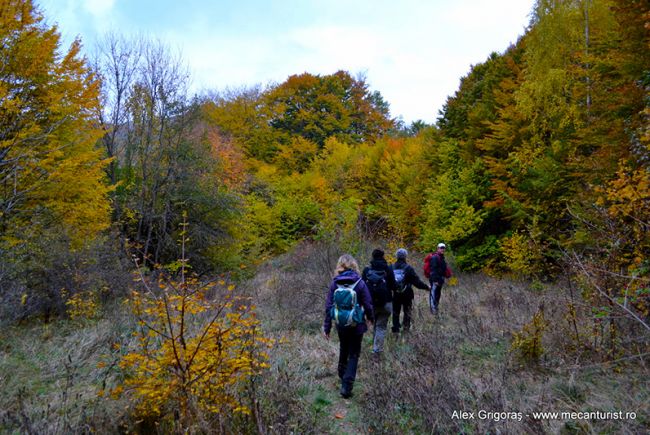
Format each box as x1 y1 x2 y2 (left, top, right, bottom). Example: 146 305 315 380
65 291 100 321
510 307 547 363
114 225 273 427
499 232 542 278
116 276 272 424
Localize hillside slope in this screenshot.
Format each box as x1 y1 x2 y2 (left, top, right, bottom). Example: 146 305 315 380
247 243 649 434
1 242 647 433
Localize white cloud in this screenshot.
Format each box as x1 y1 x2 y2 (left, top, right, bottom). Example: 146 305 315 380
40 0 116 47
40 0 536 123
82 0 116 17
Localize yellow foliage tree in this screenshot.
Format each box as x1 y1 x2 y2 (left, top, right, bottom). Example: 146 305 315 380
499 231 543 278
419 140 486 252
0 0 112 249
274 136 319 174
115 223 272 428
376 136 430 240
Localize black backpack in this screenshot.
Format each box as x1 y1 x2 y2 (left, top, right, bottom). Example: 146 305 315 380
365 268 389 306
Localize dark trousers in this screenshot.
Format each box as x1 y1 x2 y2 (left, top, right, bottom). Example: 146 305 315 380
337 327 363 390
392 296 413 332
431 282 443 309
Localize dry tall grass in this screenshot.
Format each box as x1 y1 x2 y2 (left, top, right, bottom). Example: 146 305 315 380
0 303 134 433
1 240 647 434
247 242 649 434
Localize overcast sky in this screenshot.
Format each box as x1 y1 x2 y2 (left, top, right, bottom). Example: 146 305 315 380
38 0 535 124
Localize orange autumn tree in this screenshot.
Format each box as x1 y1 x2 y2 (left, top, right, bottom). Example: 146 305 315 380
115 219 272 428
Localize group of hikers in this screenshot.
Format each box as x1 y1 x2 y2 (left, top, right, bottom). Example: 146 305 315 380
322 243 451 398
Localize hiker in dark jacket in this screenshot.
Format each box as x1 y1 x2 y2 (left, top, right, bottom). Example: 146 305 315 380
362 248 396 354
391 248 430 333
324 254 374 398
429 242 449 314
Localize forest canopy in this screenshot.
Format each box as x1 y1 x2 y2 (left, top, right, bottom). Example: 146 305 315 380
1 0 647 310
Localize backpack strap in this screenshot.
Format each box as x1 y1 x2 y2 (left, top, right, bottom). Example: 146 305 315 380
338 277 361 288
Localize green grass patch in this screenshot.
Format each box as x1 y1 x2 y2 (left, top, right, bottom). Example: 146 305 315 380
458 339 508 368
311 388 332 414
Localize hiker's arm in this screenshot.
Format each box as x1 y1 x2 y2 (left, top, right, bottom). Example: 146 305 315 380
408 266 429 290
323 282 335 336
358 281 374 323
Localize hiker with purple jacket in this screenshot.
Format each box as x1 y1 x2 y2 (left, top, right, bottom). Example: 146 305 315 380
323 254 374 398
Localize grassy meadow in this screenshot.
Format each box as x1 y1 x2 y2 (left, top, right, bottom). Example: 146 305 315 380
3 242 647 434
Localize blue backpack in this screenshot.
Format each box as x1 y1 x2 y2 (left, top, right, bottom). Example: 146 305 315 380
331 279 364 327
393 265 407 293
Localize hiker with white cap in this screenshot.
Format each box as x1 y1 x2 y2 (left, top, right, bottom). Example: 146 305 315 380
426 243 452 314
391 248 430 333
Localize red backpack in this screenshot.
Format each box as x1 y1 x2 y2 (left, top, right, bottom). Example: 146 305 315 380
424 253 452 279
423 252 434 279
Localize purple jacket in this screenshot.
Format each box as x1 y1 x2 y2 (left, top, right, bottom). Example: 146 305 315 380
323 270 374 335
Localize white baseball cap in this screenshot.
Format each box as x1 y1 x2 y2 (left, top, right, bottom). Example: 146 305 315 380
437 243 446 249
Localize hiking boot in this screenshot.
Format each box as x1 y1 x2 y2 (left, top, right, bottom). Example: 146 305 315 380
340 383 353 399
